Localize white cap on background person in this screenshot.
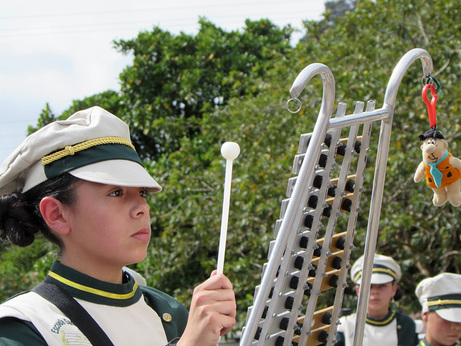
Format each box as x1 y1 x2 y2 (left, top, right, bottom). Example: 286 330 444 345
416 272 461 323
351 253 402 285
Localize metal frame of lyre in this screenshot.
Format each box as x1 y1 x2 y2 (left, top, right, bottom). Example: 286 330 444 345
240 48 433 346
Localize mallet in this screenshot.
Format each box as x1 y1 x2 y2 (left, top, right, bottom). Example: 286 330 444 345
217 142 240 274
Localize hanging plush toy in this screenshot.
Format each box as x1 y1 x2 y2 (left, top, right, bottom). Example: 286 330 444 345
414 79 461 207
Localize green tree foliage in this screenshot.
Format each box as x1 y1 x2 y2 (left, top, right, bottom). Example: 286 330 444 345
324 0 356 25
0 238 56 302
113 17 293 160
27 102 57 134
58 90 122 119
1 0 460 333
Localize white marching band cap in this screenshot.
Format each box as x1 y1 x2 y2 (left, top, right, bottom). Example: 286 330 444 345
351 253 402 285
0 106 162 195
415 272 461 323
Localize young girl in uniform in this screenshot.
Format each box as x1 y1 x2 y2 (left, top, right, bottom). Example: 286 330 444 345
0 106 236 345
335 254 418 346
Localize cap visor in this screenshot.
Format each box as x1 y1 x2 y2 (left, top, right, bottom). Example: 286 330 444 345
355 273 394 285
69 160 162 192
368 273 394 285
435 308 461 323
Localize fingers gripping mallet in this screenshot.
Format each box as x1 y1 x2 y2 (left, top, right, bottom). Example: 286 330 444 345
217 142 240 274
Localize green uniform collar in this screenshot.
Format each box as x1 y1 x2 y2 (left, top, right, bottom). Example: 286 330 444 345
45 261 142 307
366 310 396 326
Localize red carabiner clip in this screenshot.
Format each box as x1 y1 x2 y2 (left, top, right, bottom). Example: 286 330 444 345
422 84 438 128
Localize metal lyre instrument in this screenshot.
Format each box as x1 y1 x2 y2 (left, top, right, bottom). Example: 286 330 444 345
241 48 433 346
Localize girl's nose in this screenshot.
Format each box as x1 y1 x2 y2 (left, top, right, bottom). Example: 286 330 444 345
131 193 150 217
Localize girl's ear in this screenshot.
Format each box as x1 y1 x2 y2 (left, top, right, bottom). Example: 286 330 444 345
392 283 398 297
422 312 429 324
39 196 71 235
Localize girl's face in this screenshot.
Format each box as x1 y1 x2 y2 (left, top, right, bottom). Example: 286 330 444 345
60 180 152 279
424 311 461 346
367 282 396 314
356 281 397 318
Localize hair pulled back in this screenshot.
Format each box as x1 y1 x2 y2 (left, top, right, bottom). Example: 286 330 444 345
0 174 80 247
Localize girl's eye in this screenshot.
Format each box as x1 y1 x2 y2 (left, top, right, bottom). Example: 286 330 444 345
109 189 123 197
139 189 149 199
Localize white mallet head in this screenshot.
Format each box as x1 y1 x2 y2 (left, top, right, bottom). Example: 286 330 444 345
221 142 240 160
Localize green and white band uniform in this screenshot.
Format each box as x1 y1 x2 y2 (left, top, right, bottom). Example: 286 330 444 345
337 311 417 346
0 261 188 345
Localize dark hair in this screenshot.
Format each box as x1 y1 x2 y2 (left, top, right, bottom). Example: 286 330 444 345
394 286 403 301
0 174 81 247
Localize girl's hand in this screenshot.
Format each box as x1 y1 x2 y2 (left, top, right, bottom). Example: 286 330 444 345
177 271 236 346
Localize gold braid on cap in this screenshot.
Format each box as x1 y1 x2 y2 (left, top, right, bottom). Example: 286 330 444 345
41 137 136 166
353 267 398 283
427 298 461 307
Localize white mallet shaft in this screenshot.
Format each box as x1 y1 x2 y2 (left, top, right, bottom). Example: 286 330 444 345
217 142 240 274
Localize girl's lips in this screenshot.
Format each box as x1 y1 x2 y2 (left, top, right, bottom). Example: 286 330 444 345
448 333 461 338
132 228 150 242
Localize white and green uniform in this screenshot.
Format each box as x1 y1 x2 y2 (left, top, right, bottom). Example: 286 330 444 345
335 310 418 346
0 261 188 345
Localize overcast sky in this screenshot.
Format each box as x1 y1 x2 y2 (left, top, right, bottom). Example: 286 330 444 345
0 0 325 163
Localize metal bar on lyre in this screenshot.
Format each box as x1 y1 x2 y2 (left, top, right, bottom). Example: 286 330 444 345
240 63 335 346
352 48 433 346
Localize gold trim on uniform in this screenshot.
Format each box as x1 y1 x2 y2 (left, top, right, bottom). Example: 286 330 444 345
366 311 395 326
48 271 138 300
42 137 136 166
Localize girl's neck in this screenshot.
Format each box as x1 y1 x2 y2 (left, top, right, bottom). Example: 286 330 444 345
367 308 390 321
60 255 124 284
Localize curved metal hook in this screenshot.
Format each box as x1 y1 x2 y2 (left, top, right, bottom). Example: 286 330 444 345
383 48 433 115
288 63 336 121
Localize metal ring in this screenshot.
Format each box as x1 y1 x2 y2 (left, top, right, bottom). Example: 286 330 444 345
421 74 432 86
286 98 302 113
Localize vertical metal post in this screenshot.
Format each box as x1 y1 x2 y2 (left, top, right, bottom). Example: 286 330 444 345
352 48 433 346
